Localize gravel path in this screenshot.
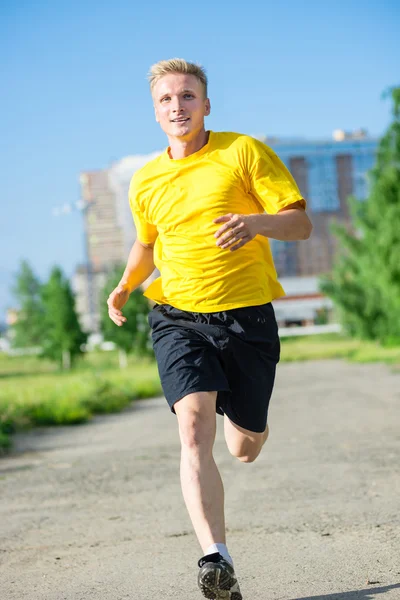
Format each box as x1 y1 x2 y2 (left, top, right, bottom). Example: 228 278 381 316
1 360 399 600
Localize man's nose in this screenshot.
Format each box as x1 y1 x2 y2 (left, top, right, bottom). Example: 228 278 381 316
171 98 184 112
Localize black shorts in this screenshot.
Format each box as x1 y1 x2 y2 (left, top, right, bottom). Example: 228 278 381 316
148 303 280 433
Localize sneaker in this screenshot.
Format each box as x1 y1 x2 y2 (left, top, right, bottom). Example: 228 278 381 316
197 552 243 599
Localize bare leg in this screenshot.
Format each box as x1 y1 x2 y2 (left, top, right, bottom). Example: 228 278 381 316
224 416 269 463
174 391 226 551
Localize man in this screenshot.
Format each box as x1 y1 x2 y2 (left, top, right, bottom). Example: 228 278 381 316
108 58 312 599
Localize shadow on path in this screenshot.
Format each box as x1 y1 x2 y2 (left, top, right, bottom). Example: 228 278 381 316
289 582 400 600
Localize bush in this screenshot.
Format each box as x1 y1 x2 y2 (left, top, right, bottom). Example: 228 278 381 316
0 431 12 451
82 381 133 414
26 397 91 426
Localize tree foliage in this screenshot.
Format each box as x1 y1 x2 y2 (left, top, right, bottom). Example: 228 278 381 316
321 87 400 345
100 266 152 363
40 267 87 367
11 261 44 348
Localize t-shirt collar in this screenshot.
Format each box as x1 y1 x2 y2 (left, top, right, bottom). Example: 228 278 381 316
163 131 214 165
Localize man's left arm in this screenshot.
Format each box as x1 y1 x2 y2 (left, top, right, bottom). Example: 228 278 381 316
214 201 313 252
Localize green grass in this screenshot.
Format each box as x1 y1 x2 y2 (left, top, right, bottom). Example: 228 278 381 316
280 333 400 364
1 335 399 453
0 352 162 452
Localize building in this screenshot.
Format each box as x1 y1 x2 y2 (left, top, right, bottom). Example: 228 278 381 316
79 170 128 271
266 132 378 277
76 132 378 332
75 153 160 332
72 266 108 333
272 276 333 327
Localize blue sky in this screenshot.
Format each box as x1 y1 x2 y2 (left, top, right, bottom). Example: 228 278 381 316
1 0 399 318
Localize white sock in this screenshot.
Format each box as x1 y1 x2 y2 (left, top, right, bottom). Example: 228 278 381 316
205 543 233 566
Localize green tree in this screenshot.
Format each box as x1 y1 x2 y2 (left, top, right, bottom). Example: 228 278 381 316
100 266 152 367
11 260 44 348
41 267 87 368
321 87 400 345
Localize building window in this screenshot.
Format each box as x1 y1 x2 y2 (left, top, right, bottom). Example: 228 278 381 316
308 155 340 212
353 152 375 200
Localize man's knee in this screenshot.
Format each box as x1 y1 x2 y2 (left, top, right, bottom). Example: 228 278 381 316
225 421 268 463
179 411 214 452
231 441 263 463
175 396 216 454
228 431 265 462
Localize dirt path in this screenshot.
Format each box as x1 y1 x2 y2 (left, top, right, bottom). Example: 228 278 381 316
1 360 399 600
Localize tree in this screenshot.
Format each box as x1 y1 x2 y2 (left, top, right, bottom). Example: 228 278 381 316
100 266 152 368
321 87 400 345
41 267 87 368
11 261 44 348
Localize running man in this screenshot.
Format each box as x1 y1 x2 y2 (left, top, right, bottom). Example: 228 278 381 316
107 58 312 599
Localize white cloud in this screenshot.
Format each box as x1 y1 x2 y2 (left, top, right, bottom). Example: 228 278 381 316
108 151 162 185
107 151 163 253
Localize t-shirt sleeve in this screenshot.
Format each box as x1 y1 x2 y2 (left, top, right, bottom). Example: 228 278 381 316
247 142 306 214
129 175 158 245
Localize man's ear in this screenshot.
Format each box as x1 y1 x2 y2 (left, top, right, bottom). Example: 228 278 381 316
154 106 160 123
204 98 211 116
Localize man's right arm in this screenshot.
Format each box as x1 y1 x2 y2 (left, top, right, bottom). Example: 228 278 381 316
107 240 155 326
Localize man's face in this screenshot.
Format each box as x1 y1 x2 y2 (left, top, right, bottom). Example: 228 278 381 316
153 73 210 139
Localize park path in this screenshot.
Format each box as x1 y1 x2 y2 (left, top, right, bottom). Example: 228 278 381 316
1 360 400 600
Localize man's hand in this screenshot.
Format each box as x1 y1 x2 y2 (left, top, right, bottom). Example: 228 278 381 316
107 284 130 326
214 214 259 251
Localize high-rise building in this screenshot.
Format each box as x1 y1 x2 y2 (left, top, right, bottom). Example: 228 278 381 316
79 171 127 270
75 153 160 332
72 266 108 333
267 133 378 276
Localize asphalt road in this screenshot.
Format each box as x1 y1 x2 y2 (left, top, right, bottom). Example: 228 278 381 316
1 360 399 600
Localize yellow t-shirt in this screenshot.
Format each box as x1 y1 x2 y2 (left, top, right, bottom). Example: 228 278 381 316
129 131 304 312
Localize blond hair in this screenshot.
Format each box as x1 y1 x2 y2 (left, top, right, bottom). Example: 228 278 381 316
148 58 208 97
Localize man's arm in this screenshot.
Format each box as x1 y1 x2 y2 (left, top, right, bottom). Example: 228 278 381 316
107 240 155 326
119 239 155 291
214 201 313 251
247 201 312 241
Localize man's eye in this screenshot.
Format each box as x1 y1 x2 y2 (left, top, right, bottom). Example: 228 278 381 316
161 97 170 103
183 94 194 99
